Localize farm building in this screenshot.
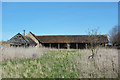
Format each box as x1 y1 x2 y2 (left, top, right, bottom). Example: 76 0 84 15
8 32 108 49
8 33 37 47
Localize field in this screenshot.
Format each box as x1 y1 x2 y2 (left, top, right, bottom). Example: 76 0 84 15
0 46 119 78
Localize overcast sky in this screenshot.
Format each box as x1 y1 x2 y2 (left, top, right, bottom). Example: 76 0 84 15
2 2 118 41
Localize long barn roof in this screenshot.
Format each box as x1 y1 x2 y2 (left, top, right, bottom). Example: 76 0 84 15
35 35 108 43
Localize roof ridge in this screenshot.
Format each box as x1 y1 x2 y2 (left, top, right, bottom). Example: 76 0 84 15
35 34 107 37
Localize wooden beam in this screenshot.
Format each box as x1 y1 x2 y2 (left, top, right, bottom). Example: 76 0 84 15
49 43 51 48
67 43 70 49
58 43 60 49
105 43 107 48
85 43 88 49
76 43 78 49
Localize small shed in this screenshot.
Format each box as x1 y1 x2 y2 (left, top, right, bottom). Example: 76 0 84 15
8 33 37 47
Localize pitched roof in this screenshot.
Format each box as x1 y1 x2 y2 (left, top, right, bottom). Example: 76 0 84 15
35 35 108 43
8 33 28 44
8 33 36 45
23 36 37 45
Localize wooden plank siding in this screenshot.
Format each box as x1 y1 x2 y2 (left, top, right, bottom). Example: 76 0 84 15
8 33 37 47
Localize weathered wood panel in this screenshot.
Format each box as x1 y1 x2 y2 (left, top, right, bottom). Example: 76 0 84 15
8 33 37 47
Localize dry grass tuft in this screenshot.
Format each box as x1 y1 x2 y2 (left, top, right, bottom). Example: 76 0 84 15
0 45 119 78
0 46 51 61
75 48 118 78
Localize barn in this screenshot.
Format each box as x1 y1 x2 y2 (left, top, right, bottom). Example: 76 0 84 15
8 33 37 47
8 32 108 49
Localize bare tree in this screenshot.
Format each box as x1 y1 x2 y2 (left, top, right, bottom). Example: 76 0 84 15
88 27 100 59
109 26 120 47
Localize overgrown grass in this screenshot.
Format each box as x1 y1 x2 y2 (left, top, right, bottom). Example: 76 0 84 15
1 48 119 78
2 50 80 78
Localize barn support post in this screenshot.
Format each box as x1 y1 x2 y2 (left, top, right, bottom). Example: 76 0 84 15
24 45 25 48
76 43 78 49
103 43 105 47
85 43 88 49
49 43 51 48
58 43 60 49
67 43 70 49
105 43 107 48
